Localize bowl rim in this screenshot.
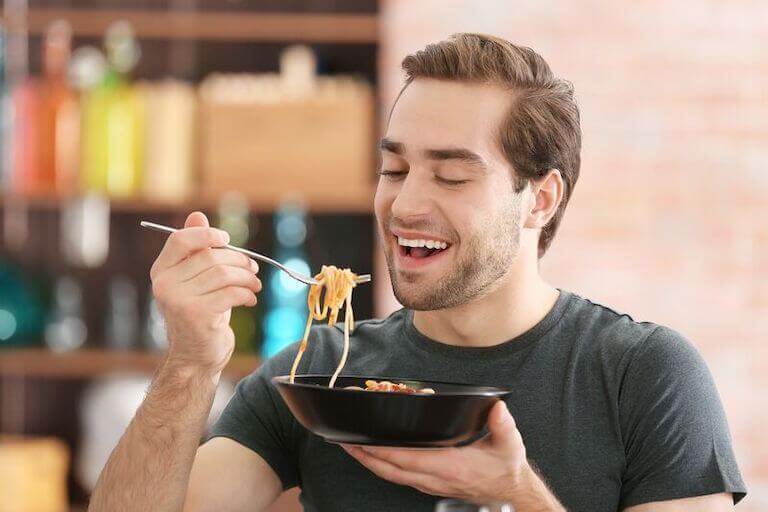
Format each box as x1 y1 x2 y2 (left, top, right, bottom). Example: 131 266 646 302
271 374 511 397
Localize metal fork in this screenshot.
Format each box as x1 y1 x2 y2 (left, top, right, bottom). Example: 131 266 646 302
140 221 371 286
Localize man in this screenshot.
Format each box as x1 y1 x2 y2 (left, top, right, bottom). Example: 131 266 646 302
89 34 746 512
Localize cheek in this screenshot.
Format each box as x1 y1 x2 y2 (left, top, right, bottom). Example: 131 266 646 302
374 181 395 220
446 189 490 234
448 187 511 243
479 178 519 219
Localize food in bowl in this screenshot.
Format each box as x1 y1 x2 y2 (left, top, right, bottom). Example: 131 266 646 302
344 379 436 394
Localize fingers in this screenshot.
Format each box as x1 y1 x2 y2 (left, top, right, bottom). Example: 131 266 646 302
151 226 230 277
185 264 262 296
201 286 259 313
185 211 210 228
357 446 456 478
174 248 258 283
488 400 523 452
342 446 446 494
149 212 264 330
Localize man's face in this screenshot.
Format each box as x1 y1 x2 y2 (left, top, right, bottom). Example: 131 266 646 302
374 79 528 310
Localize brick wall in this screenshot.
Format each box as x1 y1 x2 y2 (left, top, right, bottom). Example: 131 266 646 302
377 1 768 508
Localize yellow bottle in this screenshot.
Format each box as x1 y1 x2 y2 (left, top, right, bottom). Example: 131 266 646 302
80 21 143 198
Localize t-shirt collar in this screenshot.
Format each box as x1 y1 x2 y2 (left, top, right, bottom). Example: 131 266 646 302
401 289 574 360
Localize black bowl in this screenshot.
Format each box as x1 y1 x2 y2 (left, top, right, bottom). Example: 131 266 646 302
272 375 511 448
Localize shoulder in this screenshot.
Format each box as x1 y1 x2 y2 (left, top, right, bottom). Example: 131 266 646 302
623 324 710 387
566 293 660 347
563 292 702 376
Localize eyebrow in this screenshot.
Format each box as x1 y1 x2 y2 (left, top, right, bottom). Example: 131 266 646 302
379 138 405 155
379 138 488 171
424 148 487 169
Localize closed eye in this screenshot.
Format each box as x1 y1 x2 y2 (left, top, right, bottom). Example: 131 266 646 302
435 176 469 186
377 170 407 180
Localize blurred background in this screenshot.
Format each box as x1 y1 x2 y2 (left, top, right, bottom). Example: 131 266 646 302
0 0 764 511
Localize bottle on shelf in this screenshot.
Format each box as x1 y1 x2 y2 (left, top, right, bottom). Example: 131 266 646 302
279 44 317 99
262 199 311 359
9 51 41 197
44 275 87 352
219 192 260 354
105 275 139 350
8 20 78 198
38 20 78 197
60 193 110 268
70 45 106 197
80 21 144 198
141 79 195 202
0 257 46 347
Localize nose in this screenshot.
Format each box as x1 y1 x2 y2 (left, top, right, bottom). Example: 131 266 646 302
390 172 431 221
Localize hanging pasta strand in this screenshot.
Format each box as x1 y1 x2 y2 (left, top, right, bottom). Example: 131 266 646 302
328 291 354 388
289 265 358 385
288 314 314 384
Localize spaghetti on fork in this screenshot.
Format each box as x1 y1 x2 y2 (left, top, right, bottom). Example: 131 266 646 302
289 265 358 388
288 266 437 394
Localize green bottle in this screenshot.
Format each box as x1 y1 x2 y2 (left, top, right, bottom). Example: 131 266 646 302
218 193 261 354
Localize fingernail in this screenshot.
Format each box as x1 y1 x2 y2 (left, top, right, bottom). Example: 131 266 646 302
250 259 259 273
217 230 230 245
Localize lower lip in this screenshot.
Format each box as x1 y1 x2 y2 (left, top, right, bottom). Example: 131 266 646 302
394 240 451 270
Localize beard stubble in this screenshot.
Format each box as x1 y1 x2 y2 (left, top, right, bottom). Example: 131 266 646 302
383 198 523 311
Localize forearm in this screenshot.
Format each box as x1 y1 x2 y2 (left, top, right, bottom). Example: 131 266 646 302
506 462 566 512
88 360 219 512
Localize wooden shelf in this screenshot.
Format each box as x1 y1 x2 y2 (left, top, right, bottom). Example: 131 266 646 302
0 348 260 380
0 191 374 214
4 8 379 44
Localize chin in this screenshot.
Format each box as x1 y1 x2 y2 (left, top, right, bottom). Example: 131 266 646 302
393 291 430 311
391 278 442 311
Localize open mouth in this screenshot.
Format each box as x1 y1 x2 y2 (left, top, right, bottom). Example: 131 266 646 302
396 236 451 262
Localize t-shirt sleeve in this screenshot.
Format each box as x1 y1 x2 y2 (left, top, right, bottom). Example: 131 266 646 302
618 326 747 508
207 346 302 490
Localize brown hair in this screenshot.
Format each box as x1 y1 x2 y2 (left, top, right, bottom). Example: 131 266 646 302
399 33 581 258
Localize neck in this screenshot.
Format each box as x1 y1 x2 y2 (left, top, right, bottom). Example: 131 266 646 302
412 244 559 348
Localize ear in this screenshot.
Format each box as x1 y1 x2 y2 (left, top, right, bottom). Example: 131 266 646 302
524 169 564 229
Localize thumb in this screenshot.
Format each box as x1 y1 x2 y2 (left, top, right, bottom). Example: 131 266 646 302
185 211 210 229
488 400 519 450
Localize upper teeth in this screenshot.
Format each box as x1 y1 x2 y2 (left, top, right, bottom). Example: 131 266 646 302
398 237 448 250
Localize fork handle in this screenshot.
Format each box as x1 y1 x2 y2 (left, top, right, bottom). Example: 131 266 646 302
139 220 305 280
139 221 370 285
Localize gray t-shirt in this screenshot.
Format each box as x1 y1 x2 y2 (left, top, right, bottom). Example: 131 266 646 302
209 290 746 511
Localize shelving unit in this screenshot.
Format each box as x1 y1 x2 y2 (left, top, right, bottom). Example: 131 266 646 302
0 190 375 213
0 2 379 510
5 8 379 43
0 348 260 380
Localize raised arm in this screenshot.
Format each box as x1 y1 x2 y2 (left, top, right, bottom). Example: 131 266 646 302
88 212 264 512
